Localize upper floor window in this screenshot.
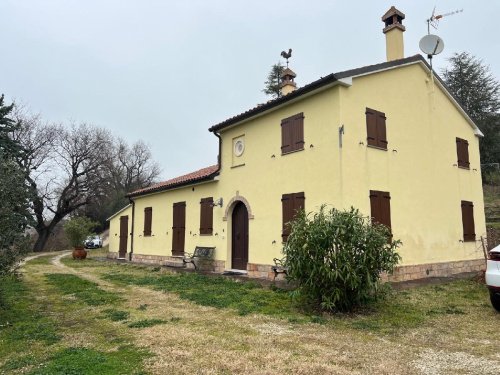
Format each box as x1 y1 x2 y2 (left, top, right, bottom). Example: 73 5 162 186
456 137 470 169
143 207 152 236
282 192 305 242
200 197 214 235
366 108 387 150
281 113 304 154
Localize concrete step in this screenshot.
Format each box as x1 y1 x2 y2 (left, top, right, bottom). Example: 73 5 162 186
165 259 185 268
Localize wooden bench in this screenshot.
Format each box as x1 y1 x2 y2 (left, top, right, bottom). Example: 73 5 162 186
271 257 288 279
183 246 215 270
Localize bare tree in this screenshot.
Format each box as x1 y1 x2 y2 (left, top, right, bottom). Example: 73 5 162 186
13 109 114 251
81 138 161 229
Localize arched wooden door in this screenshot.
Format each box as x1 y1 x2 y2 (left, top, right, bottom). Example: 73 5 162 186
231 202 248 270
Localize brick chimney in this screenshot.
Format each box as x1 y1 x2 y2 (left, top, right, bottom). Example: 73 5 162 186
280 67 297 96
382 6 405 61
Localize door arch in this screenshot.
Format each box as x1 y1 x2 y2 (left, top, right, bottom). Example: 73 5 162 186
231 201 248 270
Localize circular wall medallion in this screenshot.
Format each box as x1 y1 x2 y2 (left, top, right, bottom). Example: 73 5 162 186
234 139 245 157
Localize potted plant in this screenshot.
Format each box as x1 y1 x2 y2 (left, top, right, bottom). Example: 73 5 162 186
64 217 97 260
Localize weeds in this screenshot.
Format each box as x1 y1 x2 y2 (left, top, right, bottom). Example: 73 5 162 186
128 319 167 328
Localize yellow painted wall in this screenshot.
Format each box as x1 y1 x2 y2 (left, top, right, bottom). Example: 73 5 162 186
108 205 132 254
109 61 485 268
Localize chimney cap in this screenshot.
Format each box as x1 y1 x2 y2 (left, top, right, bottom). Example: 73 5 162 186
382 6 406 33
281 67 297 79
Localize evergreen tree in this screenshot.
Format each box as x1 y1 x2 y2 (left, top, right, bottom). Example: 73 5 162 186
442 52 500 165
0 95 32 274
263 62 284 99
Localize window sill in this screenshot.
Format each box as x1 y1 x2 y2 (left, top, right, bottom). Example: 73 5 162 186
281 148 304 156
199 233 213 236
231 163 245 169
463 238 476 242
367 145 388 151
458 165 470 170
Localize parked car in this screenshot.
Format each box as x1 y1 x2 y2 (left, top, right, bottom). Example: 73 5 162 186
84 235 102 249
485 244 500 312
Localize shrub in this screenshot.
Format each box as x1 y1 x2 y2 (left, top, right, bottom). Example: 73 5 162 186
283 206 401 312
63 217 97 248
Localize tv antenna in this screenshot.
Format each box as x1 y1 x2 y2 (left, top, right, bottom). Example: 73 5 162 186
427 7 463 34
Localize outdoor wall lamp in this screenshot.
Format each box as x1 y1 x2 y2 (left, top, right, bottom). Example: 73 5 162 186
211 198 223 208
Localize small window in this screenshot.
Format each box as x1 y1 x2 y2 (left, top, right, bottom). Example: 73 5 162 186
281 113 304 154
461 200 475 242
456 138 470 169
143 207 152 236
369 190 391 230
200 197 213 235
282 192 305 242
366 108 387 150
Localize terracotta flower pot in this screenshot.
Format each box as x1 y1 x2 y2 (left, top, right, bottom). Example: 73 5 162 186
72 246 88 260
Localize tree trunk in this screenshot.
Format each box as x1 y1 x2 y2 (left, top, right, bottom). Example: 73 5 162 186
33 228 51 252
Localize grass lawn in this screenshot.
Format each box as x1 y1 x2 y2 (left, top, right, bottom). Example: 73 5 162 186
1 252 499 374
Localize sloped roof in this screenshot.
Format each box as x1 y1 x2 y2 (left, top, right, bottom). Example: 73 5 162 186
208 54 482 136
127 165 219 198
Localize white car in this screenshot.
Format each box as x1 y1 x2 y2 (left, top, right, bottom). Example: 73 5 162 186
485 244 500 312
84 235 102 249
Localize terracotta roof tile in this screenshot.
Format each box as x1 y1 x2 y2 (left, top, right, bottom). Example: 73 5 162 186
127 165 219 198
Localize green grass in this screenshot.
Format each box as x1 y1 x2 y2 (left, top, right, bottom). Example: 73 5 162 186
27 346 148 375
45 273 122 306
0 276 61 347
102 271 299 317
101 268 490 333
102 308 130 322
26 254 56 265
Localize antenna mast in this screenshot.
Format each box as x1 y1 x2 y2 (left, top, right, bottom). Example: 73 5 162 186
427 7 463 34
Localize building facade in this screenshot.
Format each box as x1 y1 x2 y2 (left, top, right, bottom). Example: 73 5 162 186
108 7 486 281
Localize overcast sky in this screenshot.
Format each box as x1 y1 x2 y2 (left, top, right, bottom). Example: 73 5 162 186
2 0 499 181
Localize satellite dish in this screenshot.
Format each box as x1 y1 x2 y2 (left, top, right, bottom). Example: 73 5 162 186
419 34 445 56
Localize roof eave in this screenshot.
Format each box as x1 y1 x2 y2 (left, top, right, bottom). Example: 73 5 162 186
126 172 220 199
106 204 132 222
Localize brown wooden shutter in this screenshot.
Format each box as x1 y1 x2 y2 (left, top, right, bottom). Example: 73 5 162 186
292 113 305 151
282 194 293 242
282 192 305 242
200 197 213 235
143 207 152 236
461 200 476 242
370 190 391 230
376 111 387 149
456 138 470 169
366 108 378 147
282 113 304 153
281 117 292 154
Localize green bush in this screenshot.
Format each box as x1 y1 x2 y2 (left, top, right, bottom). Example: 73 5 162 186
63 217 97 248
283 206 401 312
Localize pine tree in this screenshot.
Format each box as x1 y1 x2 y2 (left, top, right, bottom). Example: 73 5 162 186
442 52 500 164
263 62 284 99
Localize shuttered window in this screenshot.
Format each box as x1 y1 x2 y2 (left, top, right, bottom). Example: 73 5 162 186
366 108 388 150
461 200 476 242
282 192 305 242
369 190 392 230
200 197 214 235
281 113 305 154
143 207 152 236
456 138 470 169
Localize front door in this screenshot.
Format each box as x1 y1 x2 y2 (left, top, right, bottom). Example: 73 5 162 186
231 202 248 270
172 202 186 256
119 215 128 258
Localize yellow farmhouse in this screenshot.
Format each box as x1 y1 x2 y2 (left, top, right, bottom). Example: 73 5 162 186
108 7 486 281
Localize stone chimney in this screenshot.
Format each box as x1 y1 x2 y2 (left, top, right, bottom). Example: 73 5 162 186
382 6 405 61
280 67 297 96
